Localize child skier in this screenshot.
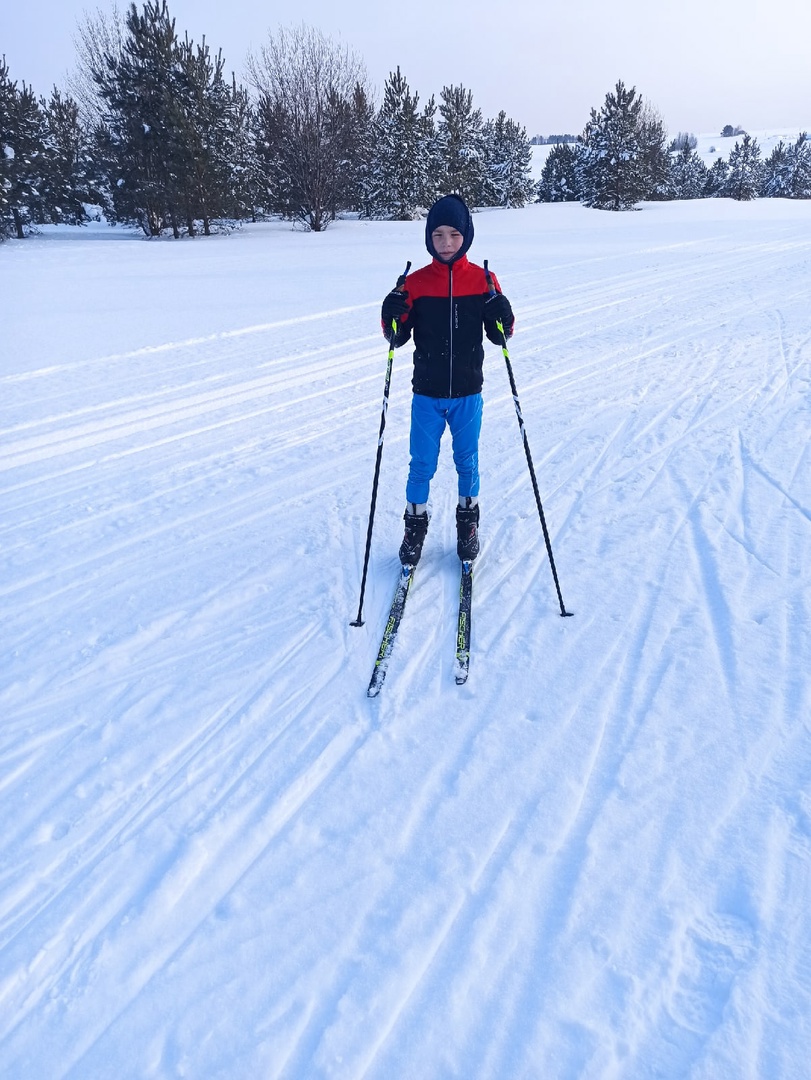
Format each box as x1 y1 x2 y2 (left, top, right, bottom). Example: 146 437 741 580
380 193 514 567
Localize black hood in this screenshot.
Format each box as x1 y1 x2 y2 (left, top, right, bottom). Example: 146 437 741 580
425 194 474 264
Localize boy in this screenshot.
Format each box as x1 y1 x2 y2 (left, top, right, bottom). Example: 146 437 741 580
380 193 514 566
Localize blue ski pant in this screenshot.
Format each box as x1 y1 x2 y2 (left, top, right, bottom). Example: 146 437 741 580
405 392 483 505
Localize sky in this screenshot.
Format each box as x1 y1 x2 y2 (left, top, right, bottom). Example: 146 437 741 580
1 0 809 137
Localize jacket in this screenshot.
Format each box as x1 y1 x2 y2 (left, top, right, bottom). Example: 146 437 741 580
385 255 513 399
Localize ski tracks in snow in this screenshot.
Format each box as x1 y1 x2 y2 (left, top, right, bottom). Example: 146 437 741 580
2 209 811 1077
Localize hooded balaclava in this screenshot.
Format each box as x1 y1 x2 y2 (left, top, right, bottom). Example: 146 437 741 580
425 194 474 264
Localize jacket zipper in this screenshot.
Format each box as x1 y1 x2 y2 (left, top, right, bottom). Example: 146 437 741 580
448 263 454 397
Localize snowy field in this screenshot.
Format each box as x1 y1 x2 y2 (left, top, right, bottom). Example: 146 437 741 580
2 198 811 1078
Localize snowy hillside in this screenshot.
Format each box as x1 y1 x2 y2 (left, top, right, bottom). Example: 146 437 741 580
695 127 811 167
2 199 811 1078
530 125 811 177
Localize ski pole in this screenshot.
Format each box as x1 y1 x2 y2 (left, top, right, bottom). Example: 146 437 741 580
484 260 573 618
351 261 411 627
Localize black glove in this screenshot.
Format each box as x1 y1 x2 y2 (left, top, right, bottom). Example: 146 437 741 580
484 291 514 327
381 289 410 325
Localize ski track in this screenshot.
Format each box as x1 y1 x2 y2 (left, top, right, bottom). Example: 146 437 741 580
2 208 811 1078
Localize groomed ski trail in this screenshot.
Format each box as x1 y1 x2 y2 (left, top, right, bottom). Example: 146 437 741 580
2 203 811 1079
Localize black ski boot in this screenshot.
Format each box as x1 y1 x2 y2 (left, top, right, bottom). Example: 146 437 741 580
456 500 480 562
399 507 429 566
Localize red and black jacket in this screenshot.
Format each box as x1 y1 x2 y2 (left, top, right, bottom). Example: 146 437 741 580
384 255 513 399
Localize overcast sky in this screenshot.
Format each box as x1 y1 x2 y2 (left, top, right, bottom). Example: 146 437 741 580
2 0 809 136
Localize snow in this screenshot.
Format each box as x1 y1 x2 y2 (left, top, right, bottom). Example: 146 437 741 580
2 200 811 1078
530 126 811 177
695 128 810 168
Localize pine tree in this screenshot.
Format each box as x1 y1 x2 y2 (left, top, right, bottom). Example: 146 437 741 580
536 142 581 202
579 80 647 211
670 142 709 200
93 1 180 235
723 134 762 200
637 102 671 200
40 88 99 224
337 82 375 220
225 77 260 221
761 134 811 198
363 68 435 220
704 157 729 197
0 57 49 238
170 35 237 235
86 2 251 236
480 110 536 207
436 84 486 206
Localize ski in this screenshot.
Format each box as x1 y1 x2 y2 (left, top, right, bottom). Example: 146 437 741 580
455 561 474 684
367 565 415 697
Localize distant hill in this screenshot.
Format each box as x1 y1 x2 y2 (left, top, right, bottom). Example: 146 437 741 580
530 126 811 179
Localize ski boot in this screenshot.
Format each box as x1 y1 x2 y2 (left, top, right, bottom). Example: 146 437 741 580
456 498 480 562
399 505 429 566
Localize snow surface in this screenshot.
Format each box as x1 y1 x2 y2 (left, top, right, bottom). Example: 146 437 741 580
2 200 811 1078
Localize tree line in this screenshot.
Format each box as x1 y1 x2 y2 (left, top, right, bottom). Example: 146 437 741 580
538 81 811 207
2 6 810 240
0 1 534 239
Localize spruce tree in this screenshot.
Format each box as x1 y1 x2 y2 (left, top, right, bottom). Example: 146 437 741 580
579 80 647 210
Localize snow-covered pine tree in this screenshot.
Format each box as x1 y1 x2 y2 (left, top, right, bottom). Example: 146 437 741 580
761 133 811 198
170 36 237 236
480 110 536 207
220 76 259 222
40 88 97 225
92 0 180 235
0 58 50 239
579 80 647 210
335 82 375 220
637 102 672 200
761 140 789 198
723 133 762 200
670 141 709 200
362 68 435 220
435 84 486 206
536 142 581 202
704 156 729 197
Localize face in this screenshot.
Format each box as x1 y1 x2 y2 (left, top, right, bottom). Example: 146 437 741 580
431 225 464 262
